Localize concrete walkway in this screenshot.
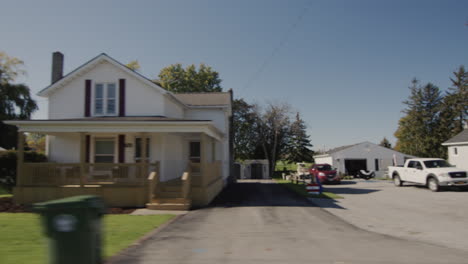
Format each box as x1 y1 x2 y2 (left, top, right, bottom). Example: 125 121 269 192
311 179 468 252
109 180 468 264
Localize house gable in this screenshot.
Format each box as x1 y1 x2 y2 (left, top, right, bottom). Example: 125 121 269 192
43 54 186 119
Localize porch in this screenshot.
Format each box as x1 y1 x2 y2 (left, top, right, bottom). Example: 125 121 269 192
11 117 226 210
14 160 222 209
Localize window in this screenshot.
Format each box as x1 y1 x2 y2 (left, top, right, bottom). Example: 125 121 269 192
189 142 201 163
135 137 150 161
375 159 379 171
454 148 458 155
94 138 115 163
94 83 117 115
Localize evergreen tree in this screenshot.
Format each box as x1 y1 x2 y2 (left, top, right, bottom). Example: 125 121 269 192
286 112 314 163
394 79 445 158
445 66 468 134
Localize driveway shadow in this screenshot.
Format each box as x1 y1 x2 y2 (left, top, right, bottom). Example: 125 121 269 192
209 180 318 208
322 187 380 195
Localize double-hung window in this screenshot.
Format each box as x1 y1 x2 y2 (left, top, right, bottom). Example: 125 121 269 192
94 83 117 115
94 138 115 163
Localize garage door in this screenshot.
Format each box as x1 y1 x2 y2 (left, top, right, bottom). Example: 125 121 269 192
251 164 263 179
345 159 367 176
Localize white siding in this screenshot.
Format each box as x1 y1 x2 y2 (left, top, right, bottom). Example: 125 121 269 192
48 61 167 119
324 142 413 177
48 134 80 162
314 156 333 165
185 109 227 133
160 133 186 182
447 145 468 171
164 97 184 118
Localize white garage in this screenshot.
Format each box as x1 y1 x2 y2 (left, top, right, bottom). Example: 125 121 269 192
313 142 415 178
233 160 269 179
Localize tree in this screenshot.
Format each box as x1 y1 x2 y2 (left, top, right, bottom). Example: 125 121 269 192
285 112 314 163
125 60 141 71
232 99 259 160
157 63 222 93
445 66 468 134
394 79 445 158
0 52 37 149
379 137 392 149
26 133 46 153
256 102 293 177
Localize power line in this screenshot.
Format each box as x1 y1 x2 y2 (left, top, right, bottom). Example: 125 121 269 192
239 3 312 96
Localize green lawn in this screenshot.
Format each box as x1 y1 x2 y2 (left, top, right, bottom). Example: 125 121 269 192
274 179 343 199
0 187 12 198
0 213 175 264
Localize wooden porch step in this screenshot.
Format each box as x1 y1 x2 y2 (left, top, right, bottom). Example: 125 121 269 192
146 203 191 211
146 198 191 210
152 198 189 204
159 191 182 198
161 185 181 192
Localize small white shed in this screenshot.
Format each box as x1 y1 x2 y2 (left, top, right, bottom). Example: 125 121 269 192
442 129 468 171
234 160 269 179
314 142 415 178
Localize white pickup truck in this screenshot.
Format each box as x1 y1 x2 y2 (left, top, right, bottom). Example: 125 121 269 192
388 158 468 192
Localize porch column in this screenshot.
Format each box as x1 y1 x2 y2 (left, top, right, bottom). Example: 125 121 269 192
200 133 209 186
16 132 24 186
141 133 148 179
79 132 86 187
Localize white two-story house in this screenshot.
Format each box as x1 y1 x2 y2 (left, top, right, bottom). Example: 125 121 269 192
6 52 233 210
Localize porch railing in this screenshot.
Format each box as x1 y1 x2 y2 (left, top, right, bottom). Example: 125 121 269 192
21 162 160 187
191 161 222 187
147 169 160 202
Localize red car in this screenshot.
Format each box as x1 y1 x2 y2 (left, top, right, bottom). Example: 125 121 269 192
309 164 340 184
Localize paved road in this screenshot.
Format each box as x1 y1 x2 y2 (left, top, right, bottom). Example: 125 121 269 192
110 180 468 264
311 179 468 252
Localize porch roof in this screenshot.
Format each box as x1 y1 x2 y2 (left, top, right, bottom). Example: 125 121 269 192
5 116 224 141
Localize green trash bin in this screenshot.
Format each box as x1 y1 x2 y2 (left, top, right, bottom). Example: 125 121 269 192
33 195 106 264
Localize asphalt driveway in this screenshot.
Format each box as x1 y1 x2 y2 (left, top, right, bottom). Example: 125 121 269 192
110 179 468 264
312 179 468 252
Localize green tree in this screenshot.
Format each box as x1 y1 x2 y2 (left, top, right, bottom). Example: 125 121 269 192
0 52 37 149
394 79 445 158
232 99 259 160
445 66 468 134
157 63 222 93
26 133 46 153
285 112 313 163
379 137 392 149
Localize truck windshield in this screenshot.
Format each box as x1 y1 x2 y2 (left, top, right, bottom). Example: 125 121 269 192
317 165 332 171
423 160 452 168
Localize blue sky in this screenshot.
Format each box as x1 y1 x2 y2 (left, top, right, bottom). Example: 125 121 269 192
2 0 467 150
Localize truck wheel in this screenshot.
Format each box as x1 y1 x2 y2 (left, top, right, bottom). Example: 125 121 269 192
393 175 403 186
427 177 440 192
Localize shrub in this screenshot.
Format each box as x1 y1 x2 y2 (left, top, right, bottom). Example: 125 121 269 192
0 150 47 190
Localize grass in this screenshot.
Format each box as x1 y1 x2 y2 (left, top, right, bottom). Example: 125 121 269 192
275 161 313 172
274 178 343 199
0 187 12 198
0 213 175 264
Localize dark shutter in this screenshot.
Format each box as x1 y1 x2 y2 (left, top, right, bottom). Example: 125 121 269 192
119 79 126 117
85 135 90 162
118 134 125 163
85 80 91 117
